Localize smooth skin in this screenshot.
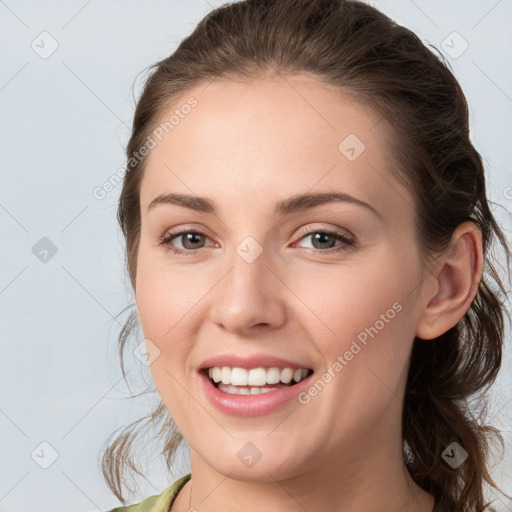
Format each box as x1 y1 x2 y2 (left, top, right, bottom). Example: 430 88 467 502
134 72 483 512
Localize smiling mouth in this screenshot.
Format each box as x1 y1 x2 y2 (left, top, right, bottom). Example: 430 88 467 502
201 367 314 394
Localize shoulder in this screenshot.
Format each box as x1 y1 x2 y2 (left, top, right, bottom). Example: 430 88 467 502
106 473 191 512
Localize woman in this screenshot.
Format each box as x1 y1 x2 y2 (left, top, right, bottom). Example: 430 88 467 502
101 0 511 510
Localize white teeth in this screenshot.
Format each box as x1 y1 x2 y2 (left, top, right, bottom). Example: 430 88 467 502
218 383 282 395
266 367 281 384
206 366 311 386
248 367 267 386
231 367 248 386
280 368 293 384
221 366 231 385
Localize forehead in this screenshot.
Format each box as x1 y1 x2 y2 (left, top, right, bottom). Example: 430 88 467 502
139 73 413 224
152 73 389 157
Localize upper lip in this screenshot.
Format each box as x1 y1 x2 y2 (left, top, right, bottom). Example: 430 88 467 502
198 354 313 371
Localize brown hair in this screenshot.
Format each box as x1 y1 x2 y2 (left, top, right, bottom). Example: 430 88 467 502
99 1 511 510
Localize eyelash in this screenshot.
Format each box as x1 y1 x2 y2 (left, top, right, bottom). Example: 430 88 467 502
159 228 355 256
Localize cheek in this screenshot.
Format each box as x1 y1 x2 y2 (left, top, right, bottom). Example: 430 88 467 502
135 255 187 392
134 248 211 383
135 248 196 334
292 250 418 385
290 253 415 341
134 253 198 415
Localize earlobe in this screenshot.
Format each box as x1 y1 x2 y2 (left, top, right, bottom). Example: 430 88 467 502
415 222 483 340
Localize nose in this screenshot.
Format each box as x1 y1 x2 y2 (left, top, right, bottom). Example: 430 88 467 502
208 247 287 336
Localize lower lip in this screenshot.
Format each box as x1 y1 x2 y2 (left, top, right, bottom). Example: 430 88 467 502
198 370 314 417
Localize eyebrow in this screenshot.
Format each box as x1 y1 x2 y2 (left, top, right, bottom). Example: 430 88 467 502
147 191 381 218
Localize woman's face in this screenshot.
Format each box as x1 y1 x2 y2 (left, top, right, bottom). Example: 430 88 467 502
135 73 430 482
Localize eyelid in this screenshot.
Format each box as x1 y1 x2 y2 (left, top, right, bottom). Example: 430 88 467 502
293 223 353 242
159 227 215 249
158 223 212 243
160 223 355 254
160 223 353 242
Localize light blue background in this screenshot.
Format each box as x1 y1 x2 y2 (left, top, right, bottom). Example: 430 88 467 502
0 1 511 511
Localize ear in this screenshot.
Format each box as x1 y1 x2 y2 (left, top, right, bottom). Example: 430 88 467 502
415 221 484 340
